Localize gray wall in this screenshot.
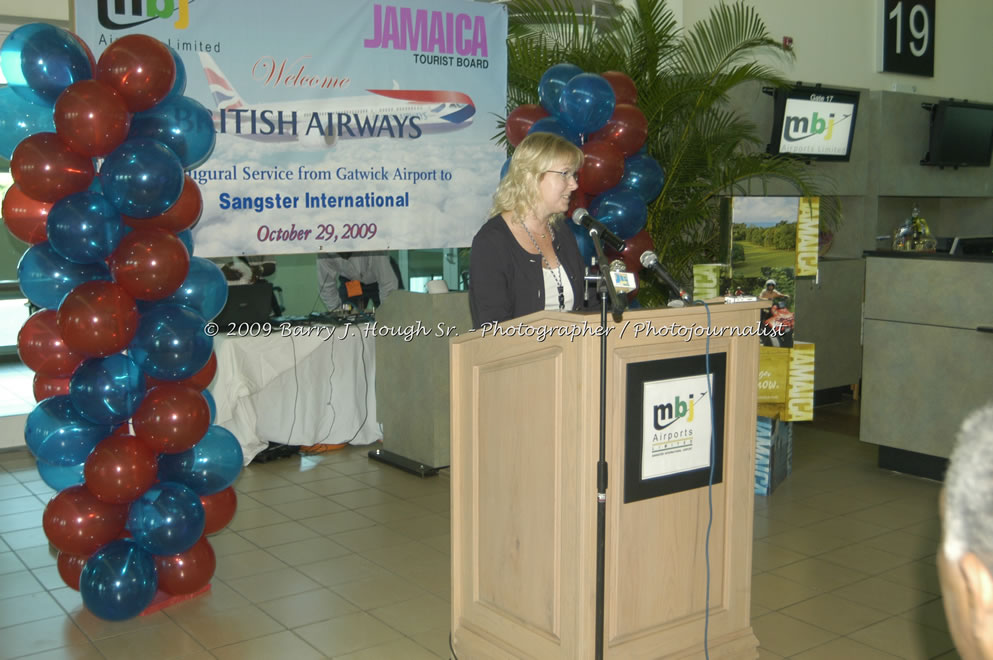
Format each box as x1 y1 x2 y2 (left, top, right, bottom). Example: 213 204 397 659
731 85 993 390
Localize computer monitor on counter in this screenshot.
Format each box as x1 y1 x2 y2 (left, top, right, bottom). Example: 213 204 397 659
949 236 993 258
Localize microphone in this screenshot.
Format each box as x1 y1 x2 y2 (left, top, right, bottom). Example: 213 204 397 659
572 208 625 252
639 251 690 302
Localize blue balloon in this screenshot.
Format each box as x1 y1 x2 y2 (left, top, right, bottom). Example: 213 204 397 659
36 458 86 491
176 229 194 255
17 242 112 310
620 154 665 203
589 187 648 240
25 395 113 466
158 425 243 495
164 45 187 100
526 117 581 146
0 24 92 106
0 87 56 159
538 63 583 116
129 96 216 169
80 539 158 621
129 304 213 381
127 481 205 555
100 139 185 219
159 257 228 320
558 73 616 135
201 388 217 424
69 354 147 425
568 220 596 267
47 191 125 264
500 157 511 180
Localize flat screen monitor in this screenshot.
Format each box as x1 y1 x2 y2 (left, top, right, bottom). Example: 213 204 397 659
922 101 993 167
949 236 993 258
767 85 860 161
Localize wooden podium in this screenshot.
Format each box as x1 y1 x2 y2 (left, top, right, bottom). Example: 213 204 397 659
450 302 765 659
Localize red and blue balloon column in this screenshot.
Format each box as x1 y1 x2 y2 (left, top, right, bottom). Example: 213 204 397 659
504 65 666 285
1 24 242 621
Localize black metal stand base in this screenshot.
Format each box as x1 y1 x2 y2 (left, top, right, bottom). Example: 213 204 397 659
367 448 443 478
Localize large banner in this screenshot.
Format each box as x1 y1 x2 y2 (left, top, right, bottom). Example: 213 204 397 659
73 0 508 256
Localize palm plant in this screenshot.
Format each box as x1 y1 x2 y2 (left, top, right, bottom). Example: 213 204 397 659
502 0 834 298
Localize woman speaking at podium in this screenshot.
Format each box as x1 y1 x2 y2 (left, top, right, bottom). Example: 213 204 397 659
469 133 587 328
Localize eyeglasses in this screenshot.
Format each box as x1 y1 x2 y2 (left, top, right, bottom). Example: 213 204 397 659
545 169 579 182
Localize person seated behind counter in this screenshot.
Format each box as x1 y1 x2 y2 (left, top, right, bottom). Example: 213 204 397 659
469 133 586 329
317 251 400 311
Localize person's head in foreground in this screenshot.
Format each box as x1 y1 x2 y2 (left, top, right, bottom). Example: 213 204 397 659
490 132 583 225
940 402 993 660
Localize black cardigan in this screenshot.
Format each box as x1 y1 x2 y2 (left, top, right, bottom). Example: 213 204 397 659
469 214 587 328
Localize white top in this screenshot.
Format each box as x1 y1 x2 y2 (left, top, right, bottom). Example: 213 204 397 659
542 264 574 312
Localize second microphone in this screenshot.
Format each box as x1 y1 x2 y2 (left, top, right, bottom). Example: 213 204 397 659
571 208 626 252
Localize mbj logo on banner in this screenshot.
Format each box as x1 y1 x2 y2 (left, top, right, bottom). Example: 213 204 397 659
641 375 714 480
97 0 193 31
75 0 508 257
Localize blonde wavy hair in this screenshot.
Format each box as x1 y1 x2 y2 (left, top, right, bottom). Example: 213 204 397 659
489 132 583 225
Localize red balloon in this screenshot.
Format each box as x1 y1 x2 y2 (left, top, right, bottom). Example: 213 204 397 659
505 104 549 147
108 228 190 300
133 384 210 454
10 133 95 203
147 351 217 390
200 487 237 535
33 373 71 401
57 552 88 590
590 104 648 156
84 435 159 504
602 71 637 105
56 281 138 357
124 175 203 232
18 310 85 378
55 80 131 157
607 228 655 274
96 35 176 112
578 141 625 196
155 536 216 595
42 485 129 556
2 184 51 244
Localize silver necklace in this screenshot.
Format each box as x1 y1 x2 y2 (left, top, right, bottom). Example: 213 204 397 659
521 222 565 311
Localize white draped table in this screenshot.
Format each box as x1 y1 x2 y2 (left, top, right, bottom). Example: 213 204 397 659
209 324 381 464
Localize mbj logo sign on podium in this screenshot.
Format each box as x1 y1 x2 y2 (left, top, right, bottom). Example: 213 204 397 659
642 376 713 481
652 394 696 429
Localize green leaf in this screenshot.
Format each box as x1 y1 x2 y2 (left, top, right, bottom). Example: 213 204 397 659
502 0 839 294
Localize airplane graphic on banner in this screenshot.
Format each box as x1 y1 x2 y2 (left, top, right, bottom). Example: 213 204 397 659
199 52 476 147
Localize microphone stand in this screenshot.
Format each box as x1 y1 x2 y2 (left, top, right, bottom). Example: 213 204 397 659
590 230 625 320
585 230 623 660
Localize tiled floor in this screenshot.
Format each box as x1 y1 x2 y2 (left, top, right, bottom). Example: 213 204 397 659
0 400 959 659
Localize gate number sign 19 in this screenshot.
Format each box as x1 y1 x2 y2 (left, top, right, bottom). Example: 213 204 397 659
881 0 935 77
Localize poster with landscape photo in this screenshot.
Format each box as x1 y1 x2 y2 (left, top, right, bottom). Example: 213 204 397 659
730 197 799 277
